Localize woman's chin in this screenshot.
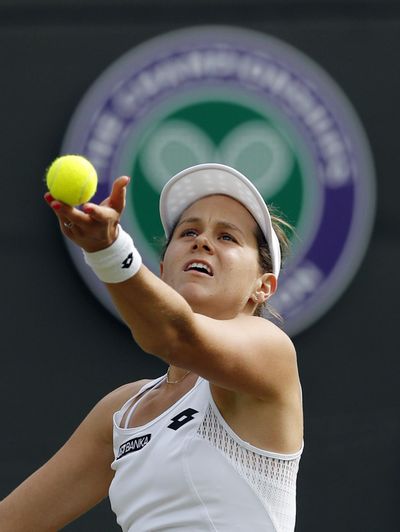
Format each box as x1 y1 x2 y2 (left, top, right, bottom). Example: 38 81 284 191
178 284 215 310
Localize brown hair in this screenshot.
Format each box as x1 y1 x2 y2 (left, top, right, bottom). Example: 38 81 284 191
253 206 293 321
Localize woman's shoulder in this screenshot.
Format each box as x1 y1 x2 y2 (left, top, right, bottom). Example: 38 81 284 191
242 314 296 353
84 379 154 445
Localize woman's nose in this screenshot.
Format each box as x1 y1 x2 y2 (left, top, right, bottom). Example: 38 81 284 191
192 234 213 253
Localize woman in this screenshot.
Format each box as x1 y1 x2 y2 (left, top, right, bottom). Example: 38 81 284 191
0 163 303 531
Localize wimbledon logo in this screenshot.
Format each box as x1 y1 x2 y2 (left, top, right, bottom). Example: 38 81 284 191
61 26 376 336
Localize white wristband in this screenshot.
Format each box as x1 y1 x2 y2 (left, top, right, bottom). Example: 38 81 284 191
83 226 142 283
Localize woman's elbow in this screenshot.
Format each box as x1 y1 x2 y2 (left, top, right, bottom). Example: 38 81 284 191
127 304 196 361
129 322 188 363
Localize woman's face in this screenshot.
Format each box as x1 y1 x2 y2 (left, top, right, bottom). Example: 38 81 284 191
161 194 275 319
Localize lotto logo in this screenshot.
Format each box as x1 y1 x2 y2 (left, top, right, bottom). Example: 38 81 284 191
168 408 199 431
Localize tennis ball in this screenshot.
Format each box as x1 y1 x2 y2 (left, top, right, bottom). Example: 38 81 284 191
46 155 98 206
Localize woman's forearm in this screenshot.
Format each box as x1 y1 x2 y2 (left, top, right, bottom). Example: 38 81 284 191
106 264 194 360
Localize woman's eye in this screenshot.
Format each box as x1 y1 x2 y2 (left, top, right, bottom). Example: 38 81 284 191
220 234 235 242
181 229 198 237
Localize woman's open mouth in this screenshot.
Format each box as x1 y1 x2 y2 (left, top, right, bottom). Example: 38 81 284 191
184 261 214 276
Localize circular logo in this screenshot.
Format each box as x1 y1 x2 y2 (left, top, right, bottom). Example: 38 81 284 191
62 26 376 336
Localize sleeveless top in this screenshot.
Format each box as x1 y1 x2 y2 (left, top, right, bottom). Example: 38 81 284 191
109 375 302 531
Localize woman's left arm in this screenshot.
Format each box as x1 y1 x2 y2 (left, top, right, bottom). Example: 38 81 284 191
107 265 298 400
46 177 298 399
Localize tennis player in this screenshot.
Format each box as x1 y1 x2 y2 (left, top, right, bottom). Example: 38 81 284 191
0 163 303 531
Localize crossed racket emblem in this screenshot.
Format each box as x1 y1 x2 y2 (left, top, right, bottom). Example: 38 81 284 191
139 119 294 199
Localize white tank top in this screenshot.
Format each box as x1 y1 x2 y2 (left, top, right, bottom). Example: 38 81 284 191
109 375 302 532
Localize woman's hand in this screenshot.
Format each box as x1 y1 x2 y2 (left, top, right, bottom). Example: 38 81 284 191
44 175 130 253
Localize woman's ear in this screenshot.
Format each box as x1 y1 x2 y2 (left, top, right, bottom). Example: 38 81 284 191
252 273 277 303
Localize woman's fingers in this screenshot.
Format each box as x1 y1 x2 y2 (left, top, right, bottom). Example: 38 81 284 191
58 217 82 238
44 193 120 252
106 176 130 213
44 192 54 204
81 202 116 223
43 176 129 252
48 199 91 226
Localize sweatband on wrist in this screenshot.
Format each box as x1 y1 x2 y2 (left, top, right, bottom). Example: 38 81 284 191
83 226 142 283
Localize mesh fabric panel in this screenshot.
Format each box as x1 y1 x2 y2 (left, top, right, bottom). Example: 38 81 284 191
197 404 300 532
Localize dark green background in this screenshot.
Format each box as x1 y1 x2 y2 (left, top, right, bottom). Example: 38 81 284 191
132 100 303 255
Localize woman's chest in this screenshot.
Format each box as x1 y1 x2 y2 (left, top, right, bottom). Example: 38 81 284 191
120 375 200 429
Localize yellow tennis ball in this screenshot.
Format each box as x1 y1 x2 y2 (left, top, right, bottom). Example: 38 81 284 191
46 155 98 206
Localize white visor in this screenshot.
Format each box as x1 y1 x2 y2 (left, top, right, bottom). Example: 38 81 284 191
159 163 281 278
